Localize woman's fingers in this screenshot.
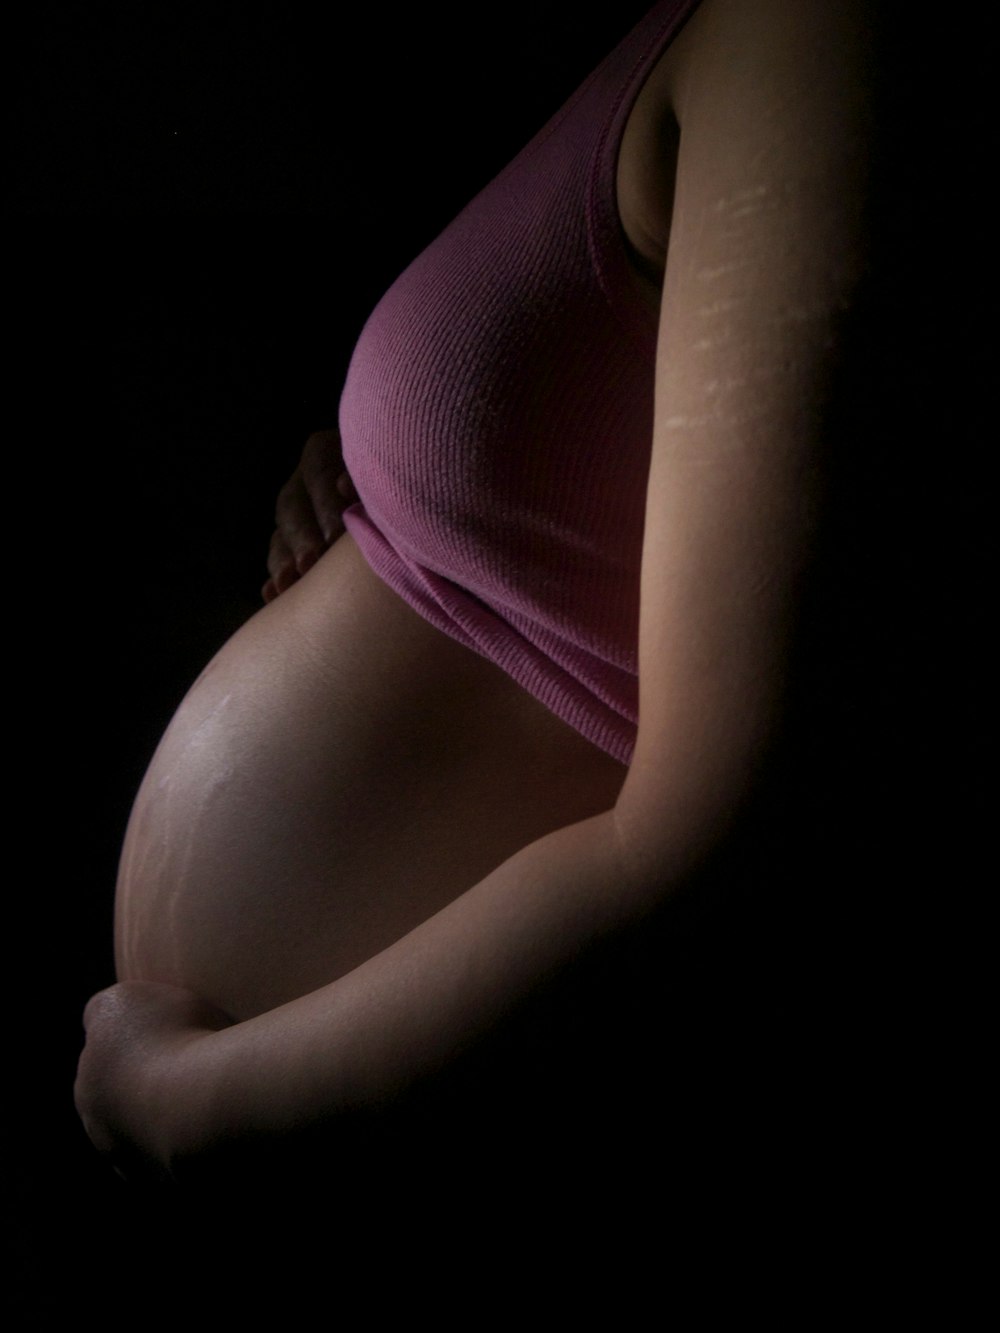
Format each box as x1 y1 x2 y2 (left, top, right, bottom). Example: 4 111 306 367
301 429 353 544
265 528 300 601
265 430 357 603
275 470 325 574
263 528 300 604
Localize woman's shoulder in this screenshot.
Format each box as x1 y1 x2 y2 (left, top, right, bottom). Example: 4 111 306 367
617 0 882 289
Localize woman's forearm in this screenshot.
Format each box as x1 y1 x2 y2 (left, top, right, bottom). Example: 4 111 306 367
156 807 653 1169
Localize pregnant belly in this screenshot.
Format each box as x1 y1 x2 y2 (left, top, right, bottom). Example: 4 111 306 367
115 535 626 1022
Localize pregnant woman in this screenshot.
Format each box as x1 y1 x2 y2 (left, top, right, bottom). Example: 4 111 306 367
76 0 878 1184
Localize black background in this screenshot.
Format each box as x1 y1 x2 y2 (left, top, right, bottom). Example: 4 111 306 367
6 0 989 1317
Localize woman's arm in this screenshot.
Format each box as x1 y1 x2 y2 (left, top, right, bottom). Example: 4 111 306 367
617 0 874 866
76 0 877 1181
79 808 639 1176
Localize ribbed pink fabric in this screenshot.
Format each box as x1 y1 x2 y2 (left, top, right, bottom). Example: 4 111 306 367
340 1 702 764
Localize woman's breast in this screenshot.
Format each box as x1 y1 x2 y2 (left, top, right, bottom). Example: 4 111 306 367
114 534 626 1022
337 170 656 654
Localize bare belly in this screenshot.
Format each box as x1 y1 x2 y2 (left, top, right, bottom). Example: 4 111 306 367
115 535 627 1021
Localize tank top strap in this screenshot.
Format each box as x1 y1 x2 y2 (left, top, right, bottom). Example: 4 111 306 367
587 0 703 343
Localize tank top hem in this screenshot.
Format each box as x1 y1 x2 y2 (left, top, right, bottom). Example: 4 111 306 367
344 506 636 765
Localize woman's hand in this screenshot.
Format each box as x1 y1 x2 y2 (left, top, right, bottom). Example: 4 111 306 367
263 429 358 604
75 981 233 1183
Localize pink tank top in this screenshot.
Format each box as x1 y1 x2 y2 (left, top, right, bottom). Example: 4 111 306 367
340 0 701 764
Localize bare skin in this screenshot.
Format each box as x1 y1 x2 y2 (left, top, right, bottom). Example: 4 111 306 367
78 0 877 1180
116 532 627 1023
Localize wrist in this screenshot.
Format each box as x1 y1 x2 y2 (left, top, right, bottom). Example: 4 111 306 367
139 1025 228 1183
